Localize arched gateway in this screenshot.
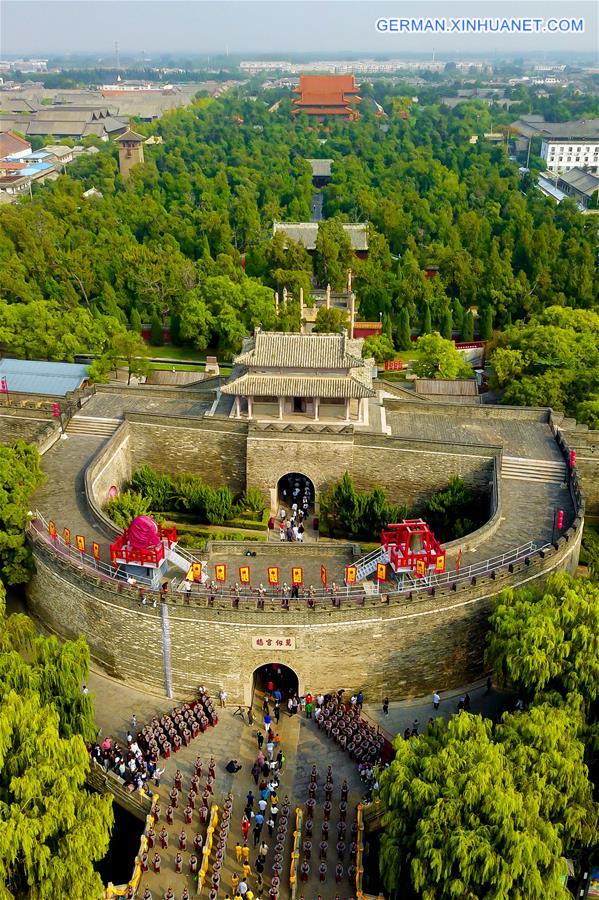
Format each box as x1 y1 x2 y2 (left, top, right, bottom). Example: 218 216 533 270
277 472 315 513
252 663 300 702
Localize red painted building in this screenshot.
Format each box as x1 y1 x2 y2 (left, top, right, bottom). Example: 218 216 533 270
293 74 361 120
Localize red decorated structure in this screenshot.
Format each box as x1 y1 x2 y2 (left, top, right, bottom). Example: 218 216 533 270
110 516 177 568
381 519 445 577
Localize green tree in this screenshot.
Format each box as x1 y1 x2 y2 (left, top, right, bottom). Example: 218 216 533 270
485 572 599 708
396 307 412 350
362 334 395 364
413 333 473 380
479 305 494 340
0 583 114 899
150 311 163 346
461 309 475 341
440 307 453 341
169 312 182 346
421 302 432 335
423 475 483 541
377 709 596 898
312 307 349 334
105 489 152 528
109 330 150 385
0 442 44 585
129 306 142 334
314 219 353 291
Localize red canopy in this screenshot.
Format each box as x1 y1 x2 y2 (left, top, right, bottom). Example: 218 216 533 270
124 515 161 549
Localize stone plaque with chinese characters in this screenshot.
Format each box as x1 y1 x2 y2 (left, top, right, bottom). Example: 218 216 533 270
251 636 296 651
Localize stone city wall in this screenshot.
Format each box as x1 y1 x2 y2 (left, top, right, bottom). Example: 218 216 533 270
27 516 582 704
351 432 498 509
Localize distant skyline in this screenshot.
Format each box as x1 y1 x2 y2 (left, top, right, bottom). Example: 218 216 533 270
2 1 597 57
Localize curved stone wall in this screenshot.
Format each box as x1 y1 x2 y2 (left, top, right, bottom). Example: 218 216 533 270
27 514 583 703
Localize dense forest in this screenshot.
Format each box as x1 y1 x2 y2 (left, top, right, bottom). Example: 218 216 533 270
0 86 597 418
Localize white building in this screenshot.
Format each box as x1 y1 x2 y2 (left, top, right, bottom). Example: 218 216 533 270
541 139 599 174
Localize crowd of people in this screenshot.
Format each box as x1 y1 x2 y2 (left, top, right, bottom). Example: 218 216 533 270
316 691 386 767
277 474 313 543
136 765 228 900
87 689 218 793
297 763 360 889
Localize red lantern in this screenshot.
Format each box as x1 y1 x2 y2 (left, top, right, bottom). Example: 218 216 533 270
52 403 60 418
556 510 564 530
569 450 576 468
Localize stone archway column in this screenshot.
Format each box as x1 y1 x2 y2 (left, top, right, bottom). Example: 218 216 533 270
234 396 241 418
313 396 320 421
247 397 253 419
279 396 284 419
344 398 350 422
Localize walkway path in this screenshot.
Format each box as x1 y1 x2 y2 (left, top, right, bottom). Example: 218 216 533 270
85 664 513 899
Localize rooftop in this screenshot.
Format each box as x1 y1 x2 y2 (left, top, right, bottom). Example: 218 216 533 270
0 129 31 158
306 158 333 178
273 222 368 252
221 372 375 399
234 330 366 369
556 167 599 196
511 117 599 140
0 358 89 396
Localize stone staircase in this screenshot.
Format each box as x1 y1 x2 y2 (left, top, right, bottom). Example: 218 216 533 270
66 415 121 438
502 456 567 484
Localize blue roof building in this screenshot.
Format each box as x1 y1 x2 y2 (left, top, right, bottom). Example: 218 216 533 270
0 358 90 396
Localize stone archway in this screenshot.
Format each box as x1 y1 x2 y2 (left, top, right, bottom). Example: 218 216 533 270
252 662 300 703
276 472 315 516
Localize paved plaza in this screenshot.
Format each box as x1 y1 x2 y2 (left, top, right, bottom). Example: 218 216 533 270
87 667 512 900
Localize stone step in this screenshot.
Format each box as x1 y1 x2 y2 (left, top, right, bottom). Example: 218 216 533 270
502 456 567 484
66 416 121 437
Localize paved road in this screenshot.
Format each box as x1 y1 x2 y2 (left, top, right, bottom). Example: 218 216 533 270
311 192 324 222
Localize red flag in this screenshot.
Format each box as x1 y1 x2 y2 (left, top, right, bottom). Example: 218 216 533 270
320 564 327 587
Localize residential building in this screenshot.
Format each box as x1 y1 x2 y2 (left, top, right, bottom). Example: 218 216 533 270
0 130 31 159
556 168 599 208
292 74 361 120
221 328 375 423
541 139 599 173
510 116 599 141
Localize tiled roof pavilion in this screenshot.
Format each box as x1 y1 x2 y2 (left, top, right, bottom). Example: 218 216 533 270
222 330 375 421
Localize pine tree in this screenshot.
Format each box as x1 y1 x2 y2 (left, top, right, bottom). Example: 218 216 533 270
170 312 182 346
396 307 412 350
479 305 494 340
440 308 453 341
421 302 432 335
129 306 142 333
461 310 475 341
150 311 163 346
453 298 465 335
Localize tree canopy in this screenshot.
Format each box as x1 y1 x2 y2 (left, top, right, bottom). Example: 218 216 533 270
413 333 474 380
485 572 599 710
0 582 114 900
1 91 596 363
0 442 44 585
377 707 597 899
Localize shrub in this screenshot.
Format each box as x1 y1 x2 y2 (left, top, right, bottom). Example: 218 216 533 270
105 490 151 529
